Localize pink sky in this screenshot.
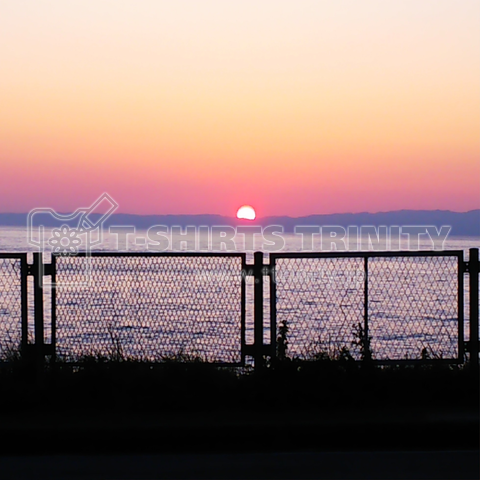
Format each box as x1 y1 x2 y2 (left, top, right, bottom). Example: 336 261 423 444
1 1 479 217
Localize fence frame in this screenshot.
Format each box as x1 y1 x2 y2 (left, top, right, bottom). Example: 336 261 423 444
0 253 28 358
1 248 478 369
268 250 467 366
50 251 248 366
466 248 479 373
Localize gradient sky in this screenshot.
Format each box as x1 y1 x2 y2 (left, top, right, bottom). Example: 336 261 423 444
1 0 479 216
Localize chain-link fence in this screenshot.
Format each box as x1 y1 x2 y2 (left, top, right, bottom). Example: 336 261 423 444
0 254 26 360
368 255 460 360
52 253 246 363
0 250 476 366
271 252 463 362
272 256 365 360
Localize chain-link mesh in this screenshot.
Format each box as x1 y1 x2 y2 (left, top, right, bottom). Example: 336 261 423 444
54 254 244 363
0 256 23 360
368 256 459 360
0 251 467 364
274 257 365 359
273 254 461 361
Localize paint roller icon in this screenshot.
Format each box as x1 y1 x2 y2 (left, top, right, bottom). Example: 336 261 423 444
75 194 119 234
27 193 119 250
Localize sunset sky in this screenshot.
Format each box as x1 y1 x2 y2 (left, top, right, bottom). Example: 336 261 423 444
1 1 479 216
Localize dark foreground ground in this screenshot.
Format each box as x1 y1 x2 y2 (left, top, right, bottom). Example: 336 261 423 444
0 359 478 479
0 450 478 480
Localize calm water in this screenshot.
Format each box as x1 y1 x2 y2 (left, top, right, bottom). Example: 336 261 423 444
1 226 479 254
1 227 479 362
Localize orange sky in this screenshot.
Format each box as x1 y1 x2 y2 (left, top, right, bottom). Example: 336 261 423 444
1 1 479 216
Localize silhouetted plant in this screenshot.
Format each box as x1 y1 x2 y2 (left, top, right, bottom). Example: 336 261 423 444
1 341 22 363
277 319 289 361
352 322 373 361
159 349 205 363
306 334 354 362
421 346 430 361
420 345 443 361
107 322 124 362
338 345 355 363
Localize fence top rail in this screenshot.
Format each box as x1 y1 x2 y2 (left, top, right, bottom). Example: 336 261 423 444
0 252 27 260
269 250 464 260
0 250 467 260
51 251 247 260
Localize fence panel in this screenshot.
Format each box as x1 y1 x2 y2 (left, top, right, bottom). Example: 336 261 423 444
52 253 246 364
368 253 462 361
0 250 472 366
271 255 365 360
0 254 27 360
271 251 463 363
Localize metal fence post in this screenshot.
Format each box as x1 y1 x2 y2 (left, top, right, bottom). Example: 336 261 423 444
469 248 479 372
269 257 277 365
20 255 29 356
363 256 371 362
51 254 57 363
33 252 44 371
254 251 264 371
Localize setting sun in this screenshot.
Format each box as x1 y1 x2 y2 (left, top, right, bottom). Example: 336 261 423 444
236 205 256 220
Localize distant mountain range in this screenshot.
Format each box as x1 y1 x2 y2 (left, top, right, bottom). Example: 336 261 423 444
1 209 479 236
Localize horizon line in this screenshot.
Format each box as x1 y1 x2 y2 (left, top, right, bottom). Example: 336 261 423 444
0 207 479 219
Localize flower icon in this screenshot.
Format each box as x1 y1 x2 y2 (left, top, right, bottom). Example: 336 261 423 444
48 225 82 255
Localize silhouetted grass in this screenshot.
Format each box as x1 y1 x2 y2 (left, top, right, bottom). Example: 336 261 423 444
0 350 477 415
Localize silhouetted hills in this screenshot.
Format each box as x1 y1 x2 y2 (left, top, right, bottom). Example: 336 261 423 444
262 209 480 236
1 209 479 236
